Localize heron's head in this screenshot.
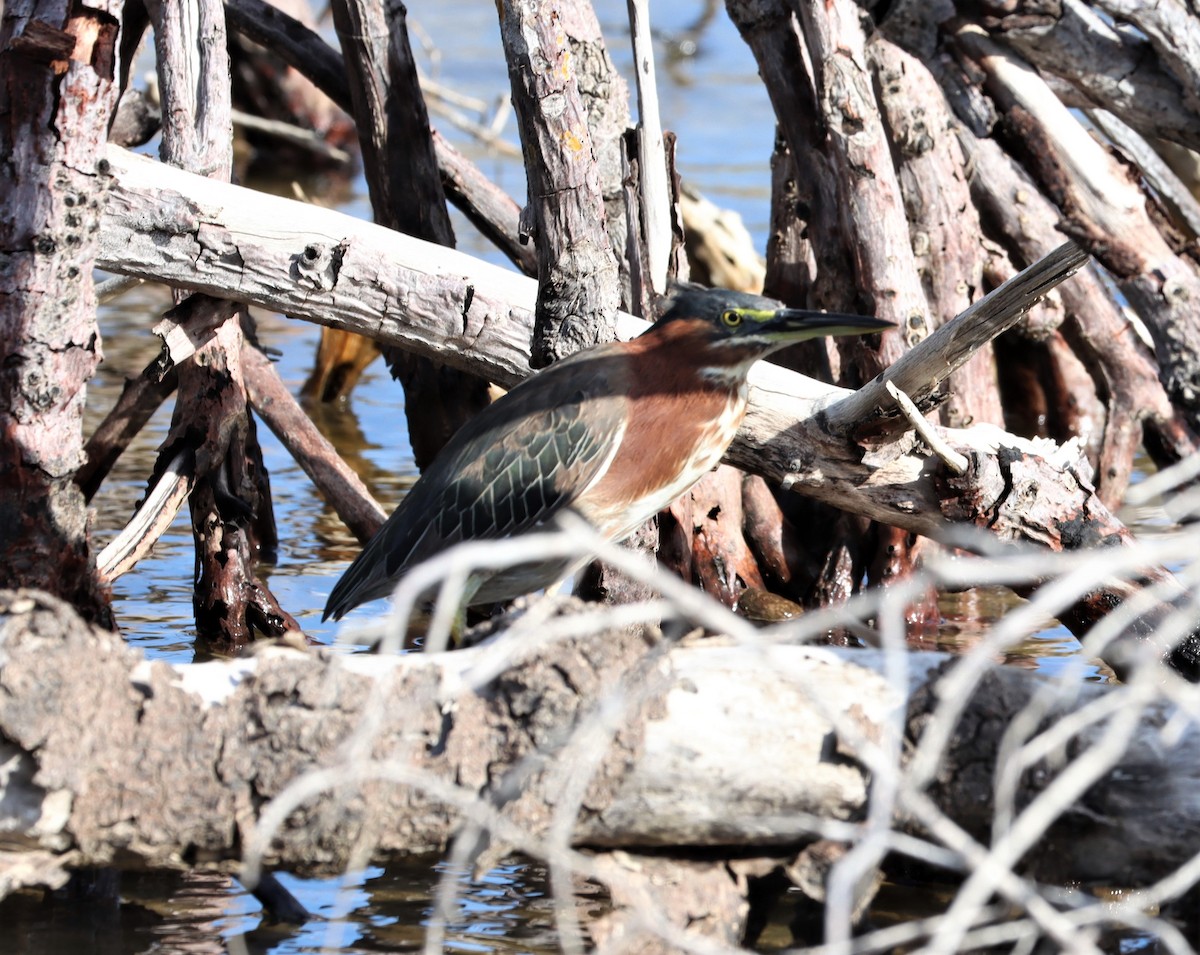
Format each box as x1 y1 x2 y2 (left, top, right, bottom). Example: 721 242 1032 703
655 286 893 353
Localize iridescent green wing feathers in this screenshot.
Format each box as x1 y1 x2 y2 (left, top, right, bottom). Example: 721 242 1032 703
426 399 617 556
323 352 627 619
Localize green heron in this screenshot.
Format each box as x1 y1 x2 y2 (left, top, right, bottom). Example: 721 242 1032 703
323 287 890 622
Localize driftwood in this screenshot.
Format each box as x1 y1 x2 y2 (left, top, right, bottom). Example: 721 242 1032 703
863 0 1200 578
797 0 930 347
2 585 1199 931
953 26 1200 428
208 0 1200 644
94 141 1073 504
796 0 941 624
11 0 1200 946
730 0 863 615
728 0 927 617
956 126 1199 509
678 182 766 293
968 0 1200 152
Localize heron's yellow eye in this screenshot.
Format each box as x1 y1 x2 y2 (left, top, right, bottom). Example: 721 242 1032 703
722 309 743 328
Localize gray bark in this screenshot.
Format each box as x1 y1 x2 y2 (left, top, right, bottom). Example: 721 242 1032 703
2 590 1199 898
496 0 621 366
93 146 1195 669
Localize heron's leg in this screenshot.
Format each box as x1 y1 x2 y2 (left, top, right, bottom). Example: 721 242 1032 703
425 575 484 651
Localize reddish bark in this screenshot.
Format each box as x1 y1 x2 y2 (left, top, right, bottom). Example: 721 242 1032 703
0 0 124 626
867 526 940 637
741 474 805 596
686 466 766 607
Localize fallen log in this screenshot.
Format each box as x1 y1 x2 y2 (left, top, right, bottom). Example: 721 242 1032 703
1 586 1198 917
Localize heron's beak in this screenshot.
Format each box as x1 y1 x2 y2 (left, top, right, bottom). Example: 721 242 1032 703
763 308 894 340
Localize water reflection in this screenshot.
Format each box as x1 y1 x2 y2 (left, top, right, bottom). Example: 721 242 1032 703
931 586 1113 681
1 861 589 955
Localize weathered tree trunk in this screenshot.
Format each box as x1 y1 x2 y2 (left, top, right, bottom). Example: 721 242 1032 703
0 0 124 628
91 154 1200 674
728 0 855 614
3 590 1199 898
18 1 1200 947
727 0 932 623
147 0 298 646
566 1 634 304
944 19 1200 433
869 36 1003 431
324 0 492 470
496 0 621 366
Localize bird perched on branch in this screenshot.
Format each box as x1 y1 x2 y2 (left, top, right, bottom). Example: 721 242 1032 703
323 286 891 622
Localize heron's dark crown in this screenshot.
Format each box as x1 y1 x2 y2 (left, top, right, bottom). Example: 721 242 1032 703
656 285 782 330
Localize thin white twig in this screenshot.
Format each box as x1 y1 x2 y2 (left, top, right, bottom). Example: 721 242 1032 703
884 380 969 475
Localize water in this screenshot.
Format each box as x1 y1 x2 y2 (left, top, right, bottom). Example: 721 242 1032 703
6 2 1132 951
3 862 593 953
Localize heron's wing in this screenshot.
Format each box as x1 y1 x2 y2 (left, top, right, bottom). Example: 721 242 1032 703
323 351 628 620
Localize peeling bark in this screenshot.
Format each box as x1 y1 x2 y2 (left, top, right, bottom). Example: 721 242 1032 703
0 0 123 627
4 592 1200 896
496 0 621 366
